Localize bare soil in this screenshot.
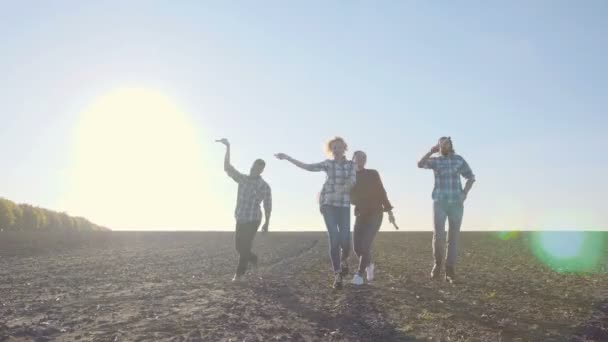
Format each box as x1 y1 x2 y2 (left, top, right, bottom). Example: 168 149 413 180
0 231 606 341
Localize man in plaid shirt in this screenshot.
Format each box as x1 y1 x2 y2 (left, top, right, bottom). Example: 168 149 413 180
217 138 272 282
418 136 475 283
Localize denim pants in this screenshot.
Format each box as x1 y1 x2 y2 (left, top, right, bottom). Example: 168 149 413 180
353 213 383 275
433 200 464 267
321 205 351 273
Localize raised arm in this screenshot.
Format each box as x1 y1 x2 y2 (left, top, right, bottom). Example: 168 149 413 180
274 153 326 172
216 138 246 183
418 144 440 169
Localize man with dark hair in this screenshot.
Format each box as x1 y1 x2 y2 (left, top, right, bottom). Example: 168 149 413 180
217 138 272 282
418 137 475 283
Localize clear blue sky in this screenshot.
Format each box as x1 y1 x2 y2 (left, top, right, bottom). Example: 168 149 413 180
1 1 606 230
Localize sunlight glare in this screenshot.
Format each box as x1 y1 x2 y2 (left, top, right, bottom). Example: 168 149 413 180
62 87 218 229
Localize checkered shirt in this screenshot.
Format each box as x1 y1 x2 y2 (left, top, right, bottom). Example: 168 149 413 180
420 154 475 203
225 165 272 223
308 158 357 207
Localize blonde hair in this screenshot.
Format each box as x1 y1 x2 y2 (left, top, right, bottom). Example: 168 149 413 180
324 136 348 156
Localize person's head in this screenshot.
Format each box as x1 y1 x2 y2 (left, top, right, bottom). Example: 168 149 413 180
250 159 266 177
438 136 455 156
325 136 348 159
352 150 367 170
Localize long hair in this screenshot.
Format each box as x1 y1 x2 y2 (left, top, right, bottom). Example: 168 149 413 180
439 136 455 154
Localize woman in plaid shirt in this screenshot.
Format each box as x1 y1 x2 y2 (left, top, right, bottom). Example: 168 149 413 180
275 137 357 289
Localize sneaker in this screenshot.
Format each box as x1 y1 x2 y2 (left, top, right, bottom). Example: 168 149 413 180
250 258 258 274
232 274 243 283
430 264 441 280
366 263 375 282
351 273 365 286
333 273 343 289
445 266 456 284
340 264 349 277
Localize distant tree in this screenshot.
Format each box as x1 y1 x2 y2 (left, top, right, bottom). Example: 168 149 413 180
17 204 46 231
0 198 16 231
0 196 108 232
58 212 75 231
42 209 62 231
10 204 23 231
73 217 94 231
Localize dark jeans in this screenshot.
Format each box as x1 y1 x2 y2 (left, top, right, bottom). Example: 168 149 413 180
353 213 383 275
433 200 464 267
321 205 351 273
235 220 261 276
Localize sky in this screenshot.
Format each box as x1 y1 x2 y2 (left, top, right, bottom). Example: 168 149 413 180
0 1 606 231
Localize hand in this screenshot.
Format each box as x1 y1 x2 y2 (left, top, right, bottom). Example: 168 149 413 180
216 138 230 146
274 153 289 160
261 222 269 233
430 144 440 154
388 211 399 230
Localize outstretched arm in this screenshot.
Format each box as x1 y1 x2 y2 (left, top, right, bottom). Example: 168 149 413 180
275 153 326 172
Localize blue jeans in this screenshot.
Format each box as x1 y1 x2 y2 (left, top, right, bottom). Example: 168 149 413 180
321 205 351 273
433 200 464 267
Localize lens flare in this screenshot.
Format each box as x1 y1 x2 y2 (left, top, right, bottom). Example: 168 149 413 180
529 231 605 273
496 231 520 241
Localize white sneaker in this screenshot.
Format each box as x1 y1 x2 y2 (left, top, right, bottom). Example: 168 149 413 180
231 274 243 283
351 274 365 286
366 263 375 282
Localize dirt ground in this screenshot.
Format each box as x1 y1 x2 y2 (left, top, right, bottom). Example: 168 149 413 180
0 231 606 341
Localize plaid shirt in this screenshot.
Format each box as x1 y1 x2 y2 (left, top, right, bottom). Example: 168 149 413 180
308 158 357 207
420 153 475 203
225 165 272 223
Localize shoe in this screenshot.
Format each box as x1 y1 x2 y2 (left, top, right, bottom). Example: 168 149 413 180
340 264 349 277
232 274 243 283
445 266 456 284
250 258 258 274
351 273 365 286
366 263 375 282
333 273 343 289
430 264 441 280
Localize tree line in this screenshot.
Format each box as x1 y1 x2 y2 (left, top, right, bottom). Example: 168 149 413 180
0 197 109 232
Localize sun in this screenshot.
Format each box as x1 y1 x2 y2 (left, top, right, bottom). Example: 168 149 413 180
61 87 218 230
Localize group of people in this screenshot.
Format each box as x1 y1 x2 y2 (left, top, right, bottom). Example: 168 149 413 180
216 136 475 289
